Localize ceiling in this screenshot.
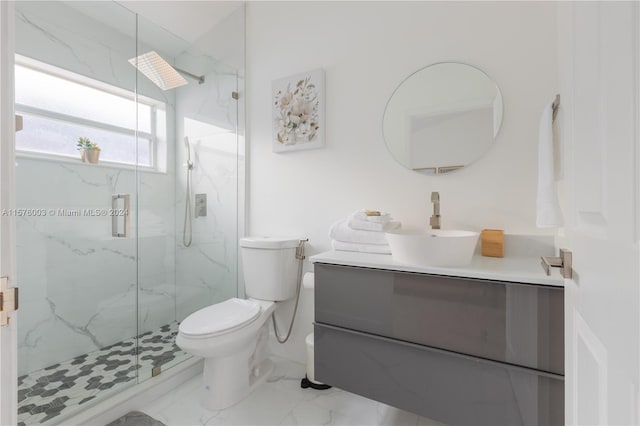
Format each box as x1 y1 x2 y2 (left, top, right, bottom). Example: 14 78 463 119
117 1 243 45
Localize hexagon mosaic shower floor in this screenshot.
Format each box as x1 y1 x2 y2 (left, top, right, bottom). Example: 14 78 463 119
18 322 189 425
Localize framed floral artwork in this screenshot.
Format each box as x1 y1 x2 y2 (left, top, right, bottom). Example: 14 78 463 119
272 69 325 152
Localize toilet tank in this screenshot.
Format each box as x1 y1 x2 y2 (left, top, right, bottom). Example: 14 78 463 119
240 237 301 301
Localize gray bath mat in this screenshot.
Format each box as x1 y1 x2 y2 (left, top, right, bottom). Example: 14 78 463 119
106 411 166 426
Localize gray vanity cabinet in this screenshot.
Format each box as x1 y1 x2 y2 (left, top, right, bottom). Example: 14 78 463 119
314 263 564 426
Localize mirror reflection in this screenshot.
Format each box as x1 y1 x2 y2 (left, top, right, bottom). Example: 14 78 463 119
383 62 503 175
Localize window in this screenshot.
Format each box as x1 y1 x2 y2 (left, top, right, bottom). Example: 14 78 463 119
15 56 167 169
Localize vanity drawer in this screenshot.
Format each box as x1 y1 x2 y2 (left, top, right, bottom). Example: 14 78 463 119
315 323 564 426
315 263 564 375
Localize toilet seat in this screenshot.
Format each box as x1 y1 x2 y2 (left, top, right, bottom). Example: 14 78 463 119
179 298 261 338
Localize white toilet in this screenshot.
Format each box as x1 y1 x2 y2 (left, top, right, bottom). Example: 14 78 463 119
176 237 301 410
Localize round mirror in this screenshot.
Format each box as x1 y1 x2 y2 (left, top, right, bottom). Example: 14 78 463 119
383 63 503 175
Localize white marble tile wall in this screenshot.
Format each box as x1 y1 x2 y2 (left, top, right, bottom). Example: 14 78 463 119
15 1 179 375
15 160 178 375
15 2 137 91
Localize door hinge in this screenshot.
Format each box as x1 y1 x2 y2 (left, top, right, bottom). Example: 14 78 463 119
541 248 572 279
232 91 239 100
0 276 18 327
15 114 23 132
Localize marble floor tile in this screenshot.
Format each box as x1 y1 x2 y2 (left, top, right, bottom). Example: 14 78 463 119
138 356 446 426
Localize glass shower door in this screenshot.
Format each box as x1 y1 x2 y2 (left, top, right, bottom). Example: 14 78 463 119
15 2 140 424
132 15 188 382
134 8 244 382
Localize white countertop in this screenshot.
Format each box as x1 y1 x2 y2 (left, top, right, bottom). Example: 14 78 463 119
309 250 564 287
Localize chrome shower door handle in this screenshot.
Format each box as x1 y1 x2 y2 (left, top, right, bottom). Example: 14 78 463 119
111 194 130 238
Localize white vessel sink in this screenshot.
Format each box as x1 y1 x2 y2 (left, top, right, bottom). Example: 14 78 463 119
386 229 479 267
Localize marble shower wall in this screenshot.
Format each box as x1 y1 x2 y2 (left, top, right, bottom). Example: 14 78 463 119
174 8 245 322
15 1 178 375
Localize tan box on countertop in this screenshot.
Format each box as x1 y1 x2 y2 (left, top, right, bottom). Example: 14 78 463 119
481 229 504 258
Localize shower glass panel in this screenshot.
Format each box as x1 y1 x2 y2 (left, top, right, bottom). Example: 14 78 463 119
134 15 191 381
15 2 139 424
135 11 242 382
171 16 241 333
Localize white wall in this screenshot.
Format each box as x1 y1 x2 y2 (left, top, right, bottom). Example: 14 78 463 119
247 1 558 363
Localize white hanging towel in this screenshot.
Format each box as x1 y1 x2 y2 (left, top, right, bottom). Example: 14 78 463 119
536 98 564 228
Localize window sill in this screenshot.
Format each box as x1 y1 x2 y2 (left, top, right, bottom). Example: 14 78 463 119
16 151 166 174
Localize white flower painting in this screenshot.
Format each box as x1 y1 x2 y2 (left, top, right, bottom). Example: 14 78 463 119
272 69 325 152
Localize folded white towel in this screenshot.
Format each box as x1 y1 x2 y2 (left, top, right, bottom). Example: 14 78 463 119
536 98 564 228
351 209 391 224
332 240 392 255
329 219 389 245
348 218 401 232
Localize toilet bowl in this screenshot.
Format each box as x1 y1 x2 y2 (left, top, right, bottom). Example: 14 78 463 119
176 298 276 410
176 237 302 410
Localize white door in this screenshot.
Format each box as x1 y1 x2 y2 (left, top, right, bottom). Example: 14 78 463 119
0 1 17 425
558 1 640 425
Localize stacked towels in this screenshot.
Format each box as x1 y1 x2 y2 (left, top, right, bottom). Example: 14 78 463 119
329 210 401 254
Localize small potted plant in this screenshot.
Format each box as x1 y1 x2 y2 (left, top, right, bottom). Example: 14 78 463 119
76 137 101 164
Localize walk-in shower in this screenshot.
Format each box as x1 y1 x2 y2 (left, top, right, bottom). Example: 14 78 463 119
14 1 244 424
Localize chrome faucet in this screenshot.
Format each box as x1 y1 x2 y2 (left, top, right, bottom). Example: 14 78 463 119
430 192 441 229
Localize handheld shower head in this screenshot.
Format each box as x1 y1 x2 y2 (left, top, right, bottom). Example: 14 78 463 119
184 137 193 170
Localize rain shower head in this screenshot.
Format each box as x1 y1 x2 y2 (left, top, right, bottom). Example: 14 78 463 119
129 51 204 91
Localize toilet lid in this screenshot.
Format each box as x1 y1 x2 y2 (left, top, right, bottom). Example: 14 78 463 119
179 298 261 337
